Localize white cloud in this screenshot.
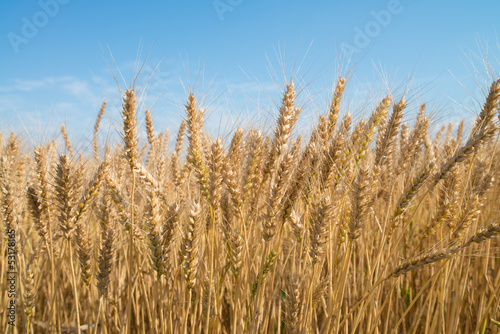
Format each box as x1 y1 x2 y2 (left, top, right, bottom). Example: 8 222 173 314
61 79 97 101
0 76 97 98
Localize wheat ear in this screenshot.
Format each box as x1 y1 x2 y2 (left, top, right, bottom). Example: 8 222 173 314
390 222 500 278
122 89 139 170
96 190 114 298
55 154 76 240
182 201 202 290
93 101 107 160
263 81 300 181
471 77 500 135
328 77 346 140
172 120 187 185
61 124 74 157
185 94 210 200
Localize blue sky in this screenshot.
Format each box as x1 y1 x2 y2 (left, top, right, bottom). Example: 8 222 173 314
0 0 499 147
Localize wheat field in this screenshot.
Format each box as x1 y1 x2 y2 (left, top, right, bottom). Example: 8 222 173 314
1 75 500 333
